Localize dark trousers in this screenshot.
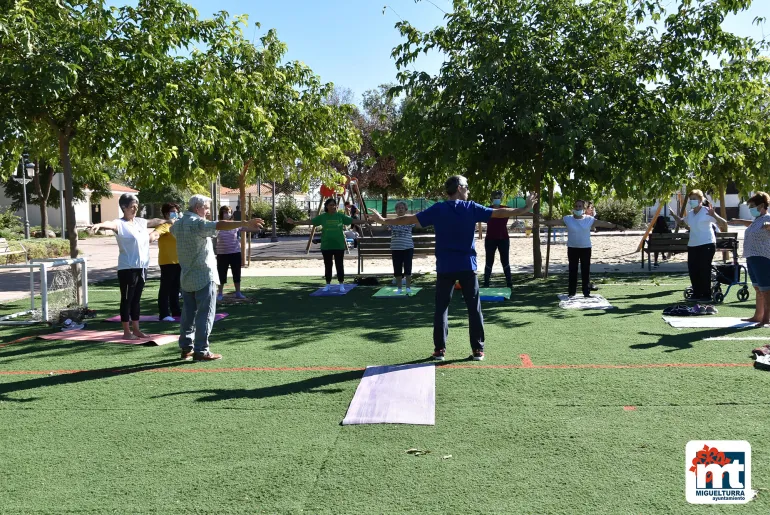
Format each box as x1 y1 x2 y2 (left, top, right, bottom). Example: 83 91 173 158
216 252 242 284
118 268 146 322
484 238 512 287
322 249 345 283
158 264 182 319
392 248 414 276
433 271 484 352
567 247 592 297
688 244 716 298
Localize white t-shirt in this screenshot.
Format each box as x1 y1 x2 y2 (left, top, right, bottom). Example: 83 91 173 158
563 215 594 248
114 217 150 270
685 208 717 247
744 213 770 259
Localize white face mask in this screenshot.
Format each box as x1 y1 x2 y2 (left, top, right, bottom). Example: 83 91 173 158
573 209 584 216
169 212 178 220
222 213 231 220
689 199 700 208
492 199 502 206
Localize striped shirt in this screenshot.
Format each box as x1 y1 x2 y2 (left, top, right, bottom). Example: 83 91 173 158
216 228 242 255
744 214 770 259
389 224 415 250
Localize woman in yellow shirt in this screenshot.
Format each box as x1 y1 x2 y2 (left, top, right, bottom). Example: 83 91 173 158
154 202 182 321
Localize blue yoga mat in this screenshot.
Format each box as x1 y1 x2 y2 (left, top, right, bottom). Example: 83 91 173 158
310 284 358 297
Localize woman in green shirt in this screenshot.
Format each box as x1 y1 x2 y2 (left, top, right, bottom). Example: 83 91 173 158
288 198 370 292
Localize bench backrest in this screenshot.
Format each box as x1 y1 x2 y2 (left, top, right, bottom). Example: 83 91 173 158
646 232 738 251
359 234 436 254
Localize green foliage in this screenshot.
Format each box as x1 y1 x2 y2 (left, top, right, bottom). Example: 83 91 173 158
247 199 273 223
595 198 643 229
1 239 69 264
0 207 22 234
275 198 305 233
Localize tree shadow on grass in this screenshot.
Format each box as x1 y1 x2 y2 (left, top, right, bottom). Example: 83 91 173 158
632 327 758 353
153 357 470 403
0 358 186 403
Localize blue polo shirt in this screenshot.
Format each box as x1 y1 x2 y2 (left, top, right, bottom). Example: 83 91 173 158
416 200 494 273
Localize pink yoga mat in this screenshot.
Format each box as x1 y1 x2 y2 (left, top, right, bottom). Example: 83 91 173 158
104 313 229 323
39 330 177 346
342 364 435 425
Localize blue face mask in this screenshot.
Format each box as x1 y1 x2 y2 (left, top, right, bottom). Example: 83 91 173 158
573 209 584 216
169 212 178 220
750 207 761 218
492 199 502 206
689 199 700 208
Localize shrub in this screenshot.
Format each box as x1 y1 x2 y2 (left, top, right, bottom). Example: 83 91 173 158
4 239 70 264
276 197 306 234
0 228 21 240
247 199 273 222
595 198 643 229
0 207 22 234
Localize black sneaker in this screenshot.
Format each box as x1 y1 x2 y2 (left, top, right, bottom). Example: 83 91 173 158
431 349 446 361
470 350 485 361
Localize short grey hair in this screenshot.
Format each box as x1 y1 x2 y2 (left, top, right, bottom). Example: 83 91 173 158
395 201 408 211
118 193 139 211
188 194 211 212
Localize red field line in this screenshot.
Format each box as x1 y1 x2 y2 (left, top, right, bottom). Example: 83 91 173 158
0 360 754 376
519 354 535 368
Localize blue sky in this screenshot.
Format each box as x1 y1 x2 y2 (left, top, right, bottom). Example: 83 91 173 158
186 0 768 103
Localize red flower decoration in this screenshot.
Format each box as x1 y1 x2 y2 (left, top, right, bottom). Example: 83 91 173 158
689 445 731 484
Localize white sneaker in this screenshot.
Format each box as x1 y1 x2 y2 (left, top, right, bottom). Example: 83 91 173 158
339 284 346 293
161 316 176 322
323 284 331 292
397 288 403 294
406 287 412 294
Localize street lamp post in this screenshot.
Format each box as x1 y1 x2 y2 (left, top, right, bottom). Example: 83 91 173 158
13 158 35 239
270 181 278 242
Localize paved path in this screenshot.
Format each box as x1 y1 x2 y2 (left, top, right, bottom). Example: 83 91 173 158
0 233 701 304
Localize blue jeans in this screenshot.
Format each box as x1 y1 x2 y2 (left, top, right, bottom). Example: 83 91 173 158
179 282 217 354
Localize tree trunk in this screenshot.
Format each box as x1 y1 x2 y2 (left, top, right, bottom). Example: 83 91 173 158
33 160 54 238
239 160 252 267
544 178 554 278
719 184 727 220
532 159 544 278
381 191 389 217
57 133 78 259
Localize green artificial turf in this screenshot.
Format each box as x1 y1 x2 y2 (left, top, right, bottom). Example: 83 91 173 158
1 274 769 513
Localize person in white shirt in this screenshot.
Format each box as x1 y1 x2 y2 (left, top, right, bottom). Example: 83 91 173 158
89 194 167 339
670 189 728 302
542 200 620 297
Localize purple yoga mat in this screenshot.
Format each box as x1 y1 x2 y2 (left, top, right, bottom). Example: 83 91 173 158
104 313 229 323
310 284 358 297
342 363 435 425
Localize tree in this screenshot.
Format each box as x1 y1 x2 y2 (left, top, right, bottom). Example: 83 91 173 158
0 0 225 258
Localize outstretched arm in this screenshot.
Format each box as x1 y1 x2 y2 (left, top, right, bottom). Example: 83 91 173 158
285 218 313 226
728 219 753 227
592 219 622 230
369 210 422 227
145 217 171 228
540 218 565 227
490 193 539 218
704 206 728 231
670 212 688 228
88 220 119 233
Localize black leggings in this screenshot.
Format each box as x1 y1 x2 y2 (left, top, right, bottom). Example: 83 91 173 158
567 247 591 297
216 252 242 284
484 238 512 287
158 263 181 318
688 244 715 298
118 268 146 322
322 249 345 283
392 249 414 277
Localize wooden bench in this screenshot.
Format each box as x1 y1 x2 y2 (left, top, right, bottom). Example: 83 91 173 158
0 238 27 265
641 232 738 271
357 234 436 274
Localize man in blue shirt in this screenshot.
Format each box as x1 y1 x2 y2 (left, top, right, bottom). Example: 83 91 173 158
370 176 536 361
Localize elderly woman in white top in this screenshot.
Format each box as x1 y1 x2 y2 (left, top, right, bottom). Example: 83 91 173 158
90 193 168 339
670 189 728 302
729 192 770 325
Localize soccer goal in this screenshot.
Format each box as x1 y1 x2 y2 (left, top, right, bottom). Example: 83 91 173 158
0 257 88 325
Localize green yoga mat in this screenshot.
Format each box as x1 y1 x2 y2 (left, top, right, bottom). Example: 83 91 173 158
479 287 511 301
373 287 423 298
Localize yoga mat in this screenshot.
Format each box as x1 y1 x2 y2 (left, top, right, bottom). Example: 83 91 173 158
342 363 435 425
479 288 511 302
310 284 358 297
104 313 229 323
557 294 614 310
663 316 761 329
373 287 423 298
39 330 176 346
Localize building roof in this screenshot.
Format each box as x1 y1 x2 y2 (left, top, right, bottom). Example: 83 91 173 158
110 183 139 193
221 184 273 196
